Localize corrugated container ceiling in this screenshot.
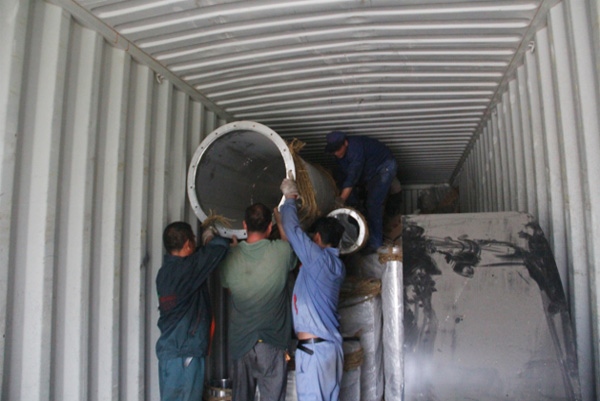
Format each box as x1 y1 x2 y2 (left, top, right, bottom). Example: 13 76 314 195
3 0 600 400
61 0 555 184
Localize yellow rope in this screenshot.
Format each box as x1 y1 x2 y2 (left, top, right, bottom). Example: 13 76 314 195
287 139 319 224
344 346 364 371
378 246 403 263
339 277 382 300
201 209 234 229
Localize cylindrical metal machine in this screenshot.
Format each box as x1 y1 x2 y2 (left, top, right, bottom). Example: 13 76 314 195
328 207 369 255
188 121 336 238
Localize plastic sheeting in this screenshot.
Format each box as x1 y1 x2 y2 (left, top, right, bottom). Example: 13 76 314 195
344 252 385 279
339 280 384 401
379 246 404 401
341 340 362 401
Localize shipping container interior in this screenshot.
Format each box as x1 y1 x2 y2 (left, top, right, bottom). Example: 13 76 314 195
1 0 599 400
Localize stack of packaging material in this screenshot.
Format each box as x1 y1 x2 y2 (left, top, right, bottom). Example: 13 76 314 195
339 277 384 401
341 339 363 400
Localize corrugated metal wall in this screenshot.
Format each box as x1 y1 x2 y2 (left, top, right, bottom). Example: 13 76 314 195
398 184 459 215
1 0 599 401
0 1 227 400
455 1 600 399
400 187 425 215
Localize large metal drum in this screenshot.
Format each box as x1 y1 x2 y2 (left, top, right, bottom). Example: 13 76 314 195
188 121 336 238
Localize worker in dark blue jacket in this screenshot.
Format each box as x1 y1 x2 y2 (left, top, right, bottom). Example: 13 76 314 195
325 131 398 250
156 221 231 401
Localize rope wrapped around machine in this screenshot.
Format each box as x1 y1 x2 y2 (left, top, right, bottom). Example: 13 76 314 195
339 277 382 309
201 209 234 230
378 245 403 264
343 345 365 372
287 138 337 224
287 139 318 223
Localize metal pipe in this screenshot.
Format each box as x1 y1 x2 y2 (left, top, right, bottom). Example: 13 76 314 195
378 245 404 401
188 121 336 238
328 207 369 255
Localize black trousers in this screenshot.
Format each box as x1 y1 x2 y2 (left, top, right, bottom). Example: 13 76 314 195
231 342 287 401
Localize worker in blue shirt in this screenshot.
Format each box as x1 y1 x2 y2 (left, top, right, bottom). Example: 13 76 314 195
325 131 398 250
155 222 232 401
278 178 346 401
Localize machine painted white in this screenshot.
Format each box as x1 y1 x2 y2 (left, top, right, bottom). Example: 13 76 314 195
0 0 599 400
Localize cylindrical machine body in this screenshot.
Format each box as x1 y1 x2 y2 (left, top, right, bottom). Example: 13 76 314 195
379 245 404 401
188 121 335 238
328 207 369 255
302 161 337 218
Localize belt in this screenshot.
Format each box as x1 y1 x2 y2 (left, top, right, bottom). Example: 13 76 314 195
298 337 326 345
296 337 326 355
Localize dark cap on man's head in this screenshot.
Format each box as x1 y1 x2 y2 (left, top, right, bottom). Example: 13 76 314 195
325 131 347 153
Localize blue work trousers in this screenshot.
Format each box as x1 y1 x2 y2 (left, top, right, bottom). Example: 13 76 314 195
366 158 397 249
158 356 205 401
295 341 343 401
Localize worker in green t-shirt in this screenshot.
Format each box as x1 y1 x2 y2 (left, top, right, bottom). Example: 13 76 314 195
220 203 297 401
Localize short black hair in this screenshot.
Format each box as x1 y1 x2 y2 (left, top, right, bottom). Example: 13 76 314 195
163 222 194 253
245 203 272 233
310 217 345 248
